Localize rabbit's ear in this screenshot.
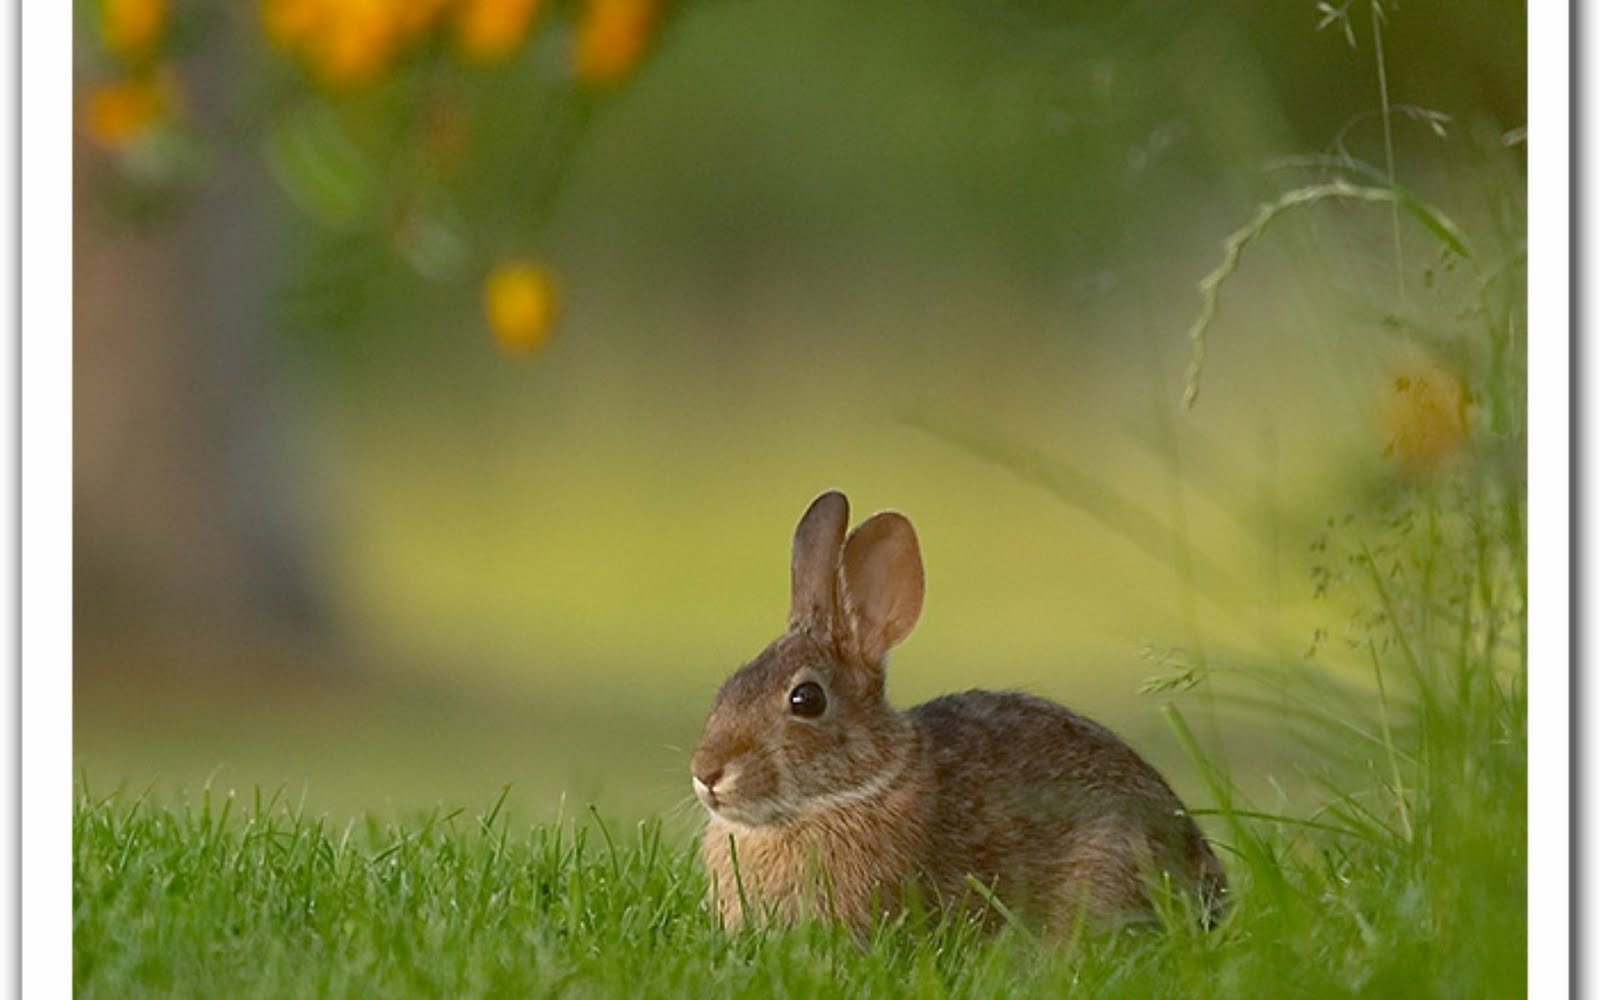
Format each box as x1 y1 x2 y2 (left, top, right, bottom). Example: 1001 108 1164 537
840 511 924 665
789 491 850 634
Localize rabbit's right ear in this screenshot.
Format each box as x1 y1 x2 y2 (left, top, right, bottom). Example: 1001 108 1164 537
839 511 924 666
789 491 850 634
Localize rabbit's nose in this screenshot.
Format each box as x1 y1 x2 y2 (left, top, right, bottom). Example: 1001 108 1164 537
693 767 724 809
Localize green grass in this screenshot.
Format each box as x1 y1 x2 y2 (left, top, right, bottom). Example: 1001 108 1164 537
74 689 1524 999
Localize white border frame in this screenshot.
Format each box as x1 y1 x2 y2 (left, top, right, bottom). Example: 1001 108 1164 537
18 3 1565 996
21 0 72 994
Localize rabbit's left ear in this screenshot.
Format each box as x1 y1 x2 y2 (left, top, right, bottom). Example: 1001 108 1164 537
790 491 850 635
839 511 924 666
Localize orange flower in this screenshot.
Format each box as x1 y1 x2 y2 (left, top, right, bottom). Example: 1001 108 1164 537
575 0 661 86
101 0 170 63
263 0 411 89
307 0 401 88
83 70 178 148
1379 353 1470 475
485 261 561 355
453 0 543 64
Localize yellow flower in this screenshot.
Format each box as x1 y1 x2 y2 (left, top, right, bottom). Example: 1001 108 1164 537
485 261 560 355
101 0 169 63
574 0 661 86
82 70 178 149
453 0 543 65
1379 353 1470 475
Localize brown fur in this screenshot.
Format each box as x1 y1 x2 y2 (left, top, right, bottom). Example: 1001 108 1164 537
690 492 1228 935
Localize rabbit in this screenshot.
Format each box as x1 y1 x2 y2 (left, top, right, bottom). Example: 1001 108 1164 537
690 490 1228 936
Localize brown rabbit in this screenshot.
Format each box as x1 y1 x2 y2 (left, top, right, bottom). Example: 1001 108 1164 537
690 491 1228 935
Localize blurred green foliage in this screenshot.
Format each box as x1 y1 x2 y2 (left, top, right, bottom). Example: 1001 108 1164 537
75 0 1525 822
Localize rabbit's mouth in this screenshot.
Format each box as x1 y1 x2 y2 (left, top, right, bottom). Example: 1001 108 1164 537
694 779 791 827
693 773 758 822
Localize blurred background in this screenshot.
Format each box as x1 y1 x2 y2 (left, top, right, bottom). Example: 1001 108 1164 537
73 0 1526 827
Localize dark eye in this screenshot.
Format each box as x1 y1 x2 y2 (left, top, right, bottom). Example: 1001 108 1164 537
788 681 827 718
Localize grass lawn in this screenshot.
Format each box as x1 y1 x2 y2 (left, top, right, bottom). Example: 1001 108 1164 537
74 704 1524 999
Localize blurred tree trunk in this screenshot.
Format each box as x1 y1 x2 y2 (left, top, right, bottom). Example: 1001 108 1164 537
73 25 326 657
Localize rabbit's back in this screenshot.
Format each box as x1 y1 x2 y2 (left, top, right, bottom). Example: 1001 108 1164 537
909 690 1224 927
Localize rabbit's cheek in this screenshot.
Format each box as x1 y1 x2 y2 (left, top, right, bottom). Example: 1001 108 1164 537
716 754 785 819
781 728 869 807
777 727 834 791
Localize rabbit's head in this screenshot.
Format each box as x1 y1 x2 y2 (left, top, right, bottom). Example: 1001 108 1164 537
691 491 925 827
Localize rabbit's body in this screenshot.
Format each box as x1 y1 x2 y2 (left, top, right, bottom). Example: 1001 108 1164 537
909 690 1226 928
693 492 1226 935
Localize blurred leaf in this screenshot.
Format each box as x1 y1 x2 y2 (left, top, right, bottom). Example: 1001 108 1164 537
264 101 379 228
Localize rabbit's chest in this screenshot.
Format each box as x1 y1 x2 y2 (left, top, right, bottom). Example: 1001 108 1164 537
703 803 928 927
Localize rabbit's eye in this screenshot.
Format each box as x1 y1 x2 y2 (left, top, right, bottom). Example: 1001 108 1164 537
788 681 827 718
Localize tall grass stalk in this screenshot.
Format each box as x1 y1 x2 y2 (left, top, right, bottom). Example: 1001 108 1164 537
1368 0 1406 304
